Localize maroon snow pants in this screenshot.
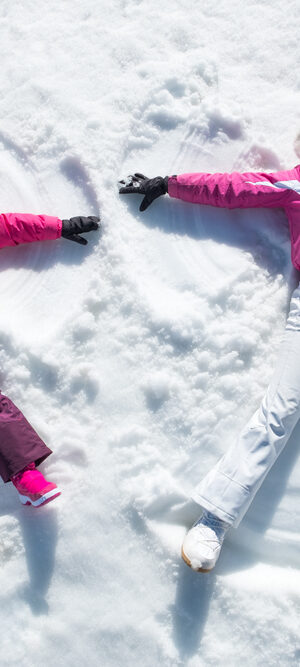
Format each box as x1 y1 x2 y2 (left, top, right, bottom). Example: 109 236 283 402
0 393 52 483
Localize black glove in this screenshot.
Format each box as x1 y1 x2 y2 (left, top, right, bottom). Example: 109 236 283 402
119 173 168 211
61 216 100 245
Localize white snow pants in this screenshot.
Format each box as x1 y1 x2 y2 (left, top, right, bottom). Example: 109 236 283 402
192 283 300 527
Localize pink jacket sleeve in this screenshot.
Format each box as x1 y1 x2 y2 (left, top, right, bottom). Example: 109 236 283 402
168 166 300 210
0 213 62 249
168 166 300 270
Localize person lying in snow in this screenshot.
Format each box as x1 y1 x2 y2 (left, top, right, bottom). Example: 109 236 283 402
0 212 99 508
119 166 300 572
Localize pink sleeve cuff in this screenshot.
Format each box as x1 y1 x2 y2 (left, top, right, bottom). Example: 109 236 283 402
167 176 179 199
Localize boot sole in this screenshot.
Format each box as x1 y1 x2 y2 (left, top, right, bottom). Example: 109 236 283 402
181 546 213 573
18 488 61 507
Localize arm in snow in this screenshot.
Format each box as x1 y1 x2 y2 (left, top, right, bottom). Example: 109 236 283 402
168 166 300 210
0 213 100 249
118 168 300 270
169 168 300 271
119 167 300 211
0 213 62 249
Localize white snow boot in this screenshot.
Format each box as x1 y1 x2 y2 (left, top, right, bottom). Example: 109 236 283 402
181 510 229 572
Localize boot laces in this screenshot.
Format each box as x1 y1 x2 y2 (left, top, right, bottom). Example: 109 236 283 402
194 510 229 544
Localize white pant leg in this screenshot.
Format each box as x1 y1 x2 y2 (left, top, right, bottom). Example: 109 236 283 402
192 283 300 527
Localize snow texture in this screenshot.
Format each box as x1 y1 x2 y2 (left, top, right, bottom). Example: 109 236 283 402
0 0 300 665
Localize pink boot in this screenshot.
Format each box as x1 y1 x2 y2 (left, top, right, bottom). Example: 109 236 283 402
11 463 61 507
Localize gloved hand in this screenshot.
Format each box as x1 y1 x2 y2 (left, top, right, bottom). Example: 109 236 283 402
61 216 100 245
118 173 168 211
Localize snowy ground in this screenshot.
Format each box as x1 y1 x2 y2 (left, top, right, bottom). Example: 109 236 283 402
0 0 300 664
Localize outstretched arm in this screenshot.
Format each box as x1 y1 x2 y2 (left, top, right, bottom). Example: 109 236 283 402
169 168 300 271
119 168 300 270
0 213 99 249
119 166 300 211
168 167 300 209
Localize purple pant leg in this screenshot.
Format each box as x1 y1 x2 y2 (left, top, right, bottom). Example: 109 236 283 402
0 394 52 482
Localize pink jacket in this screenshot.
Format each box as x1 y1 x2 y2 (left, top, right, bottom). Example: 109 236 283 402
168 165 300 270
0 213 62 249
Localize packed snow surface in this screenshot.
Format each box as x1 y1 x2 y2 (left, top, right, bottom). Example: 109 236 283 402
0 0 300 664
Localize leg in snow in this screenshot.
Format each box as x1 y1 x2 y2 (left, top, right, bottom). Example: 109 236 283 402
0 393 60 507
182 283 300 571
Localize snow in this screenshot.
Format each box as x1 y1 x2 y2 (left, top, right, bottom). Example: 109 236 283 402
0 0 300 664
